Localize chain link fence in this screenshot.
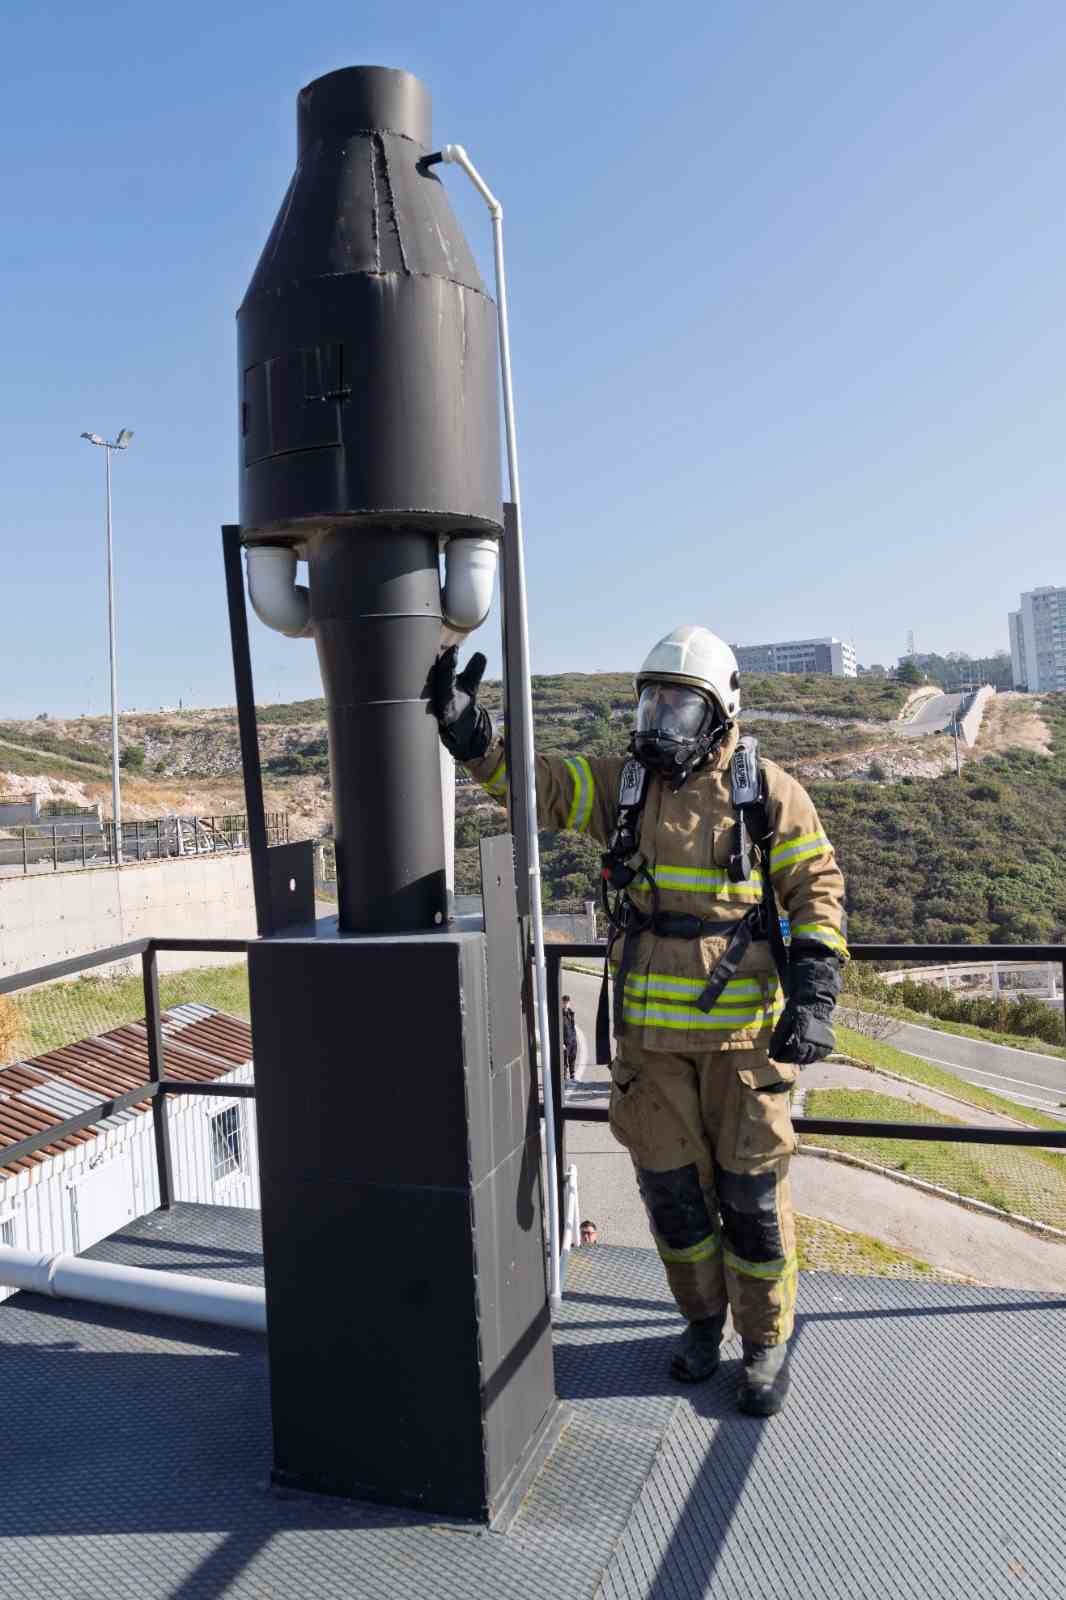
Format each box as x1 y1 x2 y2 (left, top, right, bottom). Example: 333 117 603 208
803 1087 1066 1233
795 1215 959 1282
1 960 251 1064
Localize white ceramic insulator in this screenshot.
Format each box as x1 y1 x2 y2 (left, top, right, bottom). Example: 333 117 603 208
0 1245 267 1332
441 536 498 634
246 546 312 639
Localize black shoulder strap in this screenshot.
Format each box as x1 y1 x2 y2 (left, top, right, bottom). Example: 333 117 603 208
727 737 790 991
596 758 653 1063
750 770 791 994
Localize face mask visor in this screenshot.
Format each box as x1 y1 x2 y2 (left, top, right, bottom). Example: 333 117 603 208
634 684 711 743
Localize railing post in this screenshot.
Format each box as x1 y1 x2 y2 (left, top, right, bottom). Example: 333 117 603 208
545 948 567 1230
21 826 27 873
81 823 86 868
142 945 174 1210
52 825 58 871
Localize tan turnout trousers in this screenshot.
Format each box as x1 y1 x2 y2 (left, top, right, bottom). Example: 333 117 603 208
608 1041 799 1345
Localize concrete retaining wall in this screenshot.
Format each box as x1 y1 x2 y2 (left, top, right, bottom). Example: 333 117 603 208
0 853 257 979
957 684 994 747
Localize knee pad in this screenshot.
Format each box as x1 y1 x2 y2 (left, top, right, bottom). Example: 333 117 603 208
637 1163 713 1251
714 1164 784 1263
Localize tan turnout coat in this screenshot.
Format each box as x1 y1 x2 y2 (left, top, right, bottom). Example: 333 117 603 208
465 723 847 1053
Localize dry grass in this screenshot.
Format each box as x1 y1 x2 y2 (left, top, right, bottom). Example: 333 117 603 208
0 996 23 1064
976 692 1051 756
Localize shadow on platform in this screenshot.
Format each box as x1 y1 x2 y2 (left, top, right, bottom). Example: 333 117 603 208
1 1207 1064 1600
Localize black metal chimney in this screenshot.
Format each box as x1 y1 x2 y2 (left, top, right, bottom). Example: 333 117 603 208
237 68 560 1525
237 65 503 933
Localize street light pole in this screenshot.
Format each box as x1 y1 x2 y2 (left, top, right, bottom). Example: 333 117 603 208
81 429 134 865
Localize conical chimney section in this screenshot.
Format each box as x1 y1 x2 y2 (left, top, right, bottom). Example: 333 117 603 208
237 66 503 933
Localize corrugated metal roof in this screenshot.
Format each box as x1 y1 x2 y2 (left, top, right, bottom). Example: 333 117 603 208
0 1009 253 1178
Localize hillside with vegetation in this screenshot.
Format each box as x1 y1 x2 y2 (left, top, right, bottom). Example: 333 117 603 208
2 675 1062 949
457 677 1066 949
812 694 1066 946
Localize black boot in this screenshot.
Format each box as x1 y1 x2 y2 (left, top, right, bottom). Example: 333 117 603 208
737 1340 791 1416
670 1314 725 1383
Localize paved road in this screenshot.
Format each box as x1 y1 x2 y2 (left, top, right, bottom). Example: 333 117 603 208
851 1012 1066 1119
791 1155 1066 1291
898 691 964 737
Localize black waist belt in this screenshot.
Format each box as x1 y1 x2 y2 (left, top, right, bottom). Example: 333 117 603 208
597 903 770 1062
650 911 766 942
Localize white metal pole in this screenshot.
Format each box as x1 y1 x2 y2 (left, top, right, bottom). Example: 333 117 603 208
105 446 123 864
440 145 563 1310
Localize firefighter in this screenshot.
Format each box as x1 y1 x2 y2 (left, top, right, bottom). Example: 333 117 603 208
431 626 846 1416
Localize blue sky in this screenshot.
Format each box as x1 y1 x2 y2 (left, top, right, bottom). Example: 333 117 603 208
2 1 1064 717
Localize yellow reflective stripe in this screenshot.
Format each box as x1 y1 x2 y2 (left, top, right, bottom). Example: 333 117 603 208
658 1232 721 1265
611 968 770 1002
792 922 849 956
481 756 508 799
622 1001 784 1031
563 756 594 833
723 1249 798 1282
631 866 763 900
769 833 830 874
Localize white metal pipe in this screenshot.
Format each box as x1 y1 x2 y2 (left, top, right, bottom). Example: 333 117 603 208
245 546 312 638
0 1245 266 1333
440 143 562 1311
104 446 124 865
560 1163 580 1254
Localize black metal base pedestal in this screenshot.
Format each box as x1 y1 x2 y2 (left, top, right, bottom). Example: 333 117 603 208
248 913 559 1526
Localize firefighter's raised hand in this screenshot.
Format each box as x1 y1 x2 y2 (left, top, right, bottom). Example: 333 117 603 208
429 646 492 762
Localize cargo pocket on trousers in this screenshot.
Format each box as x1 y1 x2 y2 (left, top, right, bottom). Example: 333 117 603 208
734 1059 799 1163
608 1056 642 1154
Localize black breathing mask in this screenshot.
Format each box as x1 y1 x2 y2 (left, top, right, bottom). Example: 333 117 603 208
631 684 727 788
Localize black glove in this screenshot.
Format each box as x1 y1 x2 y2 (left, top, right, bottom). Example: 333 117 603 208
429 647 492 762
768 942 842 1067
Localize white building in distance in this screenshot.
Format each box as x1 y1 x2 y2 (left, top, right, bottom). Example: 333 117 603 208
1008 587 1066 691
731 637 857 678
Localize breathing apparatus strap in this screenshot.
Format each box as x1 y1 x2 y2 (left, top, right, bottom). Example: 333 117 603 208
725 737 790 995
692 912 758 1012
596 758 653 1063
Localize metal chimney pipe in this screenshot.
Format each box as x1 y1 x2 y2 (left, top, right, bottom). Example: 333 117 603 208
237 66 503 933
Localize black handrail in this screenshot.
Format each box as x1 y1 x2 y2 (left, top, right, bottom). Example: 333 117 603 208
0 935 1064 1219
543 940 1066 1223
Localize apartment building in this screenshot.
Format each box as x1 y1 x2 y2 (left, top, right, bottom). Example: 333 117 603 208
1009 587 1066 691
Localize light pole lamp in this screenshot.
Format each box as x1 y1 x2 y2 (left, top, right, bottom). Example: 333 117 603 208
80 429 134 864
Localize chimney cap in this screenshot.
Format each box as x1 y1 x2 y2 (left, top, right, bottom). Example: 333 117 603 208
297 66 431 153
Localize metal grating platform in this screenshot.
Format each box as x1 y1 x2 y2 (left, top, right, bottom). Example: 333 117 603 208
1 1205 1064 1599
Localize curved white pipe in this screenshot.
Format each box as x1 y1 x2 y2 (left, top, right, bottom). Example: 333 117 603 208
439 143 563 1312
246 546 312 638
0 1245 266 1333
441 535 498 634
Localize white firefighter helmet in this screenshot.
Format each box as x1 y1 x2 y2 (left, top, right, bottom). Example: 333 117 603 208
635 625 741 720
